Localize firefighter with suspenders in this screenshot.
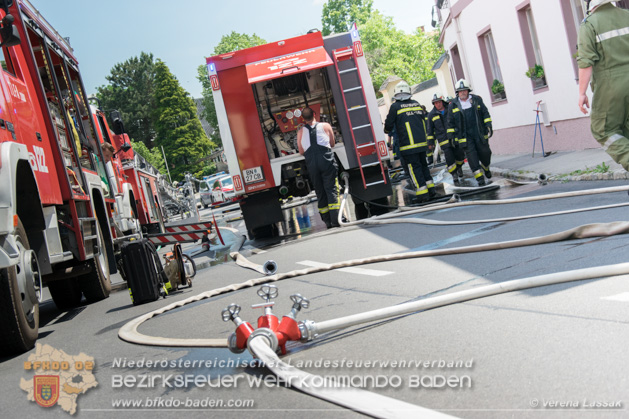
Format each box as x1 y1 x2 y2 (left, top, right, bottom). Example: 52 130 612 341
447 79 494 186
297 107 341 228
427 93 465 184
384 81 436 203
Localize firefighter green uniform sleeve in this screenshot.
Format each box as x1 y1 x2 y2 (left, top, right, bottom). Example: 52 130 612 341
384 104 396 134
577 21 598 68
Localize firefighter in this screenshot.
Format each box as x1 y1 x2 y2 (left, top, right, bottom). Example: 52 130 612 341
297 107 340 228
388 126 410 182
577 0 629 173
102 142 115 163
427 93 465 184
384 81 436 202
447 79 493 186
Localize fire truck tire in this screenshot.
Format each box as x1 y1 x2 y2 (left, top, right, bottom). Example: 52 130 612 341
80 218 111 303
48 278 83 311
0 219 39 355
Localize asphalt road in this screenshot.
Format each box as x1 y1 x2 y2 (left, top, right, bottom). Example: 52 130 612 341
2 178 629 419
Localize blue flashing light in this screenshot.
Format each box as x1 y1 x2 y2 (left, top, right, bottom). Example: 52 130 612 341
209 63 215 72
352 30 359 39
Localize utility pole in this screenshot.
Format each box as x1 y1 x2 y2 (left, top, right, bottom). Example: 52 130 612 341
161 145 173 184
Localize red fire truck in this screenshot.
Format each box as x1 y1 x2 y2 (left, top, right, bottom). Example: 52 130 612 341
0 0 118 354
91 106 165 236
206 27 392 238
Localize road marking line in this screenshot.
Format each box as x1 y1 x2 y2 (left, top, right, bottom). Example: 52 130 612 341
601 292 629 302
297 260 393 277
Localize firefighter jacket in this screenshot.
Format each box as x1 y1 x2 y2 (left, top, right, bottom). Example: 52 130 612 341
446 94 492 147
384 98 428 156
426 107 450 149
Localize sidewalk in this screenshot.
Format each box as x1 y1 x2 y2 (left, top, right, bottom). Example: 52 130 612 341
490 147 629 182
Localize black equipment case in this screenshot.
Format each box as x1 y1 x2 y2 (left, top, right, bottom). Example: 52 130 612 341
119 239 165 305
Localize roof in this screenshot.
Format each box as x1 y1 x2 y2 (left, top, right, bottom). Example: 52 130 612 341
377 97 385 107
411 78 438 94
379 76 402 91
431 53 449 71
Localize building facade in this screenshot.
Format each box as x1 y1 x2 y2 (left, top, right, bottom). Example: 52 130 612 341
435 0 612 154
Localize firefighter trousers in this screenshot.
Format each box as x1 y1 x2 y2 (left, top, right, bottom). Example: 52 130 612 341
590 74 629 171
463 135 492 182
404 151 434 196
304 146 340 228
443 143 466 176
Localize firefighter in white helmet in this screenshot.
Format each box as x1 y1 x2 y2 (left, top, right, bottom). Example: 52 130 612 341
446 79 493 186
578 0 629 175
427 92 465 184
384 81 436 203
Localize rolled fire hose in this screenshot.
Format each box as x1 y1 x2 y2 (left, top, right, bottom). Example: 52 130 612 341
248 336 456 419
119 221 629 347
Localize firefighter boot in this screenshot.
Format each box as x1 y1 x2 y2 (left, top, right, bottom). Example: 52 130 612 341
451 172 460 185
477 176 487 187
457 165 464 178
483 167 492 179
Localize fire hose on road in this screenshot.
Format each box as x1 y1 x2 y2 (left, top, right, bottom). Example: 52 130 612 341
118 182 629 418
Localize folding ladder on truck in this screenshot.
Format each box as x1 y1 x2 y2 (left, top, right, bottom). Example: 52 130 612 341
333 47 388 190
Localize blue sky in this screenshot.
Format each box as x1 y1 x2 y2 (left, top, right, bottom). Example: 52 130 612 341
30 0 435 98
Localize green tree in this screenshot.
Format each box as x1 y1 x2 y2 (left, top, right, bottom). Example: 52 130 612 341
322 0 373 36
96 52 157 147
130 140 165 174
359 11 444 92
196 32 267 149
196 64 220 147
153 60 213 181
212 31 266 55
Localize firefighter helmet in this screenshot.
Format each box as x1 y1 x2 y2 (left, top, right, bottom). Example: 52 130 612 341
432 92 446 103
586 0 614 12
455 79 472 92
393 81 412 99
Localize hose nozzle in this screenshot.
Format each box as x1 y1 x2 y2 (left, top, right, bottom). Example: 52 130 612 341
263 260 278 275
538 173 548 185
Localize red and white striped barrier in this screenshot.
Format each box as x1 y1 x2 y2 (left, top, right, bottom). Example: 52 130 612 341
164 222 213 233
148 231 206 245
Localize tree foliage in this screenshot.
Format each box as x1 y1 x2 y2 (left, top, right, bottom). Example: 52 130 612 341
359 11 444 92
322 0 373 36
212 31 266 55
153 60 214 181
196 64 220 147
95 52 156 147
130 140 165 174
196 31 267 150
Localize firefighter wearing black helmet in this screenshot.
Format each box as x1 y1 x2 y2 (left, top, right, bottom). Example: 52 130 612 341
427 92 465 184
447 79 493 186
384 81 436 202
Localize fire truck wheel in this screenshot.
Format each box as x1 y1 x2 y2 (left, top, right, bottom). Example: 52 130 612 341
0 218 39 355
48 278 83 311
80 218 111 303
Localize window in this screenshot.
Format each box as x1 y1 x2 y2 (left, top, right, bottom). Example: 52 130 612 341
0 46 16 76
561 0 584 80
449 44 465 83
518 3 547 90
478 28 506 102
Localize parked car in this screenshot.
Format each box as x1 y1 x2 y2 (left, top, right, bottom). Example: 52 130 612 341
199 180 214 208
211 176 236 204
